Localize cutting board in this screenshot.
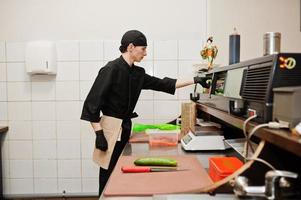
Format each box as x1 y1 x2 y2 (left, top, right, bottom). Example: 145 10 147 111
104 155 213 196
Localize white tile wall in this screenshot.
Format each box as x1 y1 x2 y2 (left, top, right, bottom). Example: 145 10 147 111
56 81 79 100
57 140 80 159
33 140 57 159
6 42 25 62
81 159 98 178
32 121 56 140
56 101 79 120
58 160 81 178
132 118 154 125
3 178 10 194
178 40 204 60
33 160 57 178
80 122 95 141
0 63 7 81
0 41 6 62
7 82 31 101
10 160 33 178
154 60 178 100
8 102 31 120
57 120 80 139
8 121 32 140
82 178 98 193
103 40 120 61
10 179 34 194
56 41 79 61
144 40 154 61
79 41 103 61
6 63 30 82
1 39 203 196
79 81 93 101
2 137 9 159
178 60 199 100
79 61 102 81
3 160 9 179
135 101 153 119
32 82 55 101
58 178 81 193
154 100 180 120
9 141 33 159
0 102 8 120
0 82 7 101
154 40 178 60
81 140 94 159
32 102 56 120
56 62 79 81
34 178 58 193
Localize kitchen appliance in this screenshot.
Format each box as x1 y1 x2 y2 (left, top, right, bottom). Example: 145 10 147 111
273 86 301 128
181 126 228 151
199 53 301 123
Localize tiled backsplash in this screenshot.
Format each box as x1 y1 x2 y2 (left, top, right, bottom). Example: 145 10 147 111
0 39 203 196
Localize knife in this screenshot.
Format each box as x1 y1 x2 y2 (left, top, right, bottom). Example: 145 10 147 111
121 166 187 173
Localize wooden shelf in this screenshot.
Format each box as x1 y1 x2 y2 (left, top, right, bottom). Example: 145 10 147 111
196 103 301 157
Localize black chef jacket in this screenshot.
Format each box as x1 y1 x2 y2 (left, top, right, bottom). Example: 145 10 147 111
81 56 177 122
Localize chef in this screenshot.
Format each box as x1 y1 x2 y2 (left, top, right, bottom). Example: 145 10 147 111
80 30 210 196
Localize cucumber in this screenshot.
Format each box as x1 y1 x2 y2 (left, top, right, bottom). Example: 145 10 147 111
134 157 177 167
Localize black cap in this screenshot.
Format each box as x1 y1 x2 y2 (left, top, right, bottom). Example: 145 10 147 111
119 30 147 52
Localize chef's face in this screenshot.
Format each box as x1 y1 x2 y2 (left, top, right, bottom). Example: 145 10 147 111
129 44 147 62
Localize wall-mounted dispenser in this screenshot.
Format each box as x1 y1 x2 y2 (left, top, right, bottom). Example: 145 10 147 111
25 41 57 75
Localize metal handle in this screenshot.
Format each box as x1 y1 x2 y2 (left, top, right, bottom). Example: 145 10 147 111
265 170 298 199
266 170 298 179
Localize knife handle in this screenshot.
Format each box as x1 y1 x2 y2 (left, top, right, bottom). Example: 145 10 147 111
121 166 151 173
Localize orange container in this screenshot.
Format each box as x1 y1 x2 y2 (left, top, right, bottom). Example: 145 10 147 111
208 157 243 182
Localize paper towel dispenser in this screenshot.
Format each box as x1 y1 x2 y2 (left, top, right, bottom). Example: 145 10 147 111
26 41 57 75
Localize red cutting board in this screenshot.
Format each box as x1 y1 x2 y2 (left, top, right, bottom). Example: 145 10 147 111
104 155 213 196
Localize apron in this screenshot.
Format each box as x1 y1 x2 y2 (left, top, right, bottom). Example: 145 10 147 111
92 115 123 169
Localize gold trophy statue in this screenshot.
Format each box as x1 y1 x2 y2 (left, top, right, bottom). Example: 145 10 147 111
200 36 218 71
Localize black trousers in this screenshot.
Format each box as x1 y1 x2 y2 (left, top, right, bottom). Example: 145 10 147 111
98 119 132 196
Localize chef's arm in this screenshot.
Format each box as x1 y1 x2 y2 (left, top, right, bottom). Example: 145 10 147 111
176 76 211 89
175 79 194 88
91 122 102 131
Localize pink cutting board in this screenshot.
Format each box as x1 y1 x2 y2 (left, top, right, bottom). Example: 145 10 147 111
104 155 213 196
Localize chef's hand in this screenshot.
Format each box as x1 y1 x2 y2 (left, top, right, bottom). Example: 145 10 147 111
95 130 108 151
193 76 211 88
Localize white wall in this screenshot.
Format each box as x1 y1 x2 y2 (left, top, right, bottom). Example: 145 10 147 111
0 0 207 41
207 0 301 66
0 0 207 196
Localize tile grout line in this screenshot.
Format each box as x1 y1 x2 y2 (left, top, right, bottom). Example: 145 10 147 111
4 40 12 194
78 41 84 193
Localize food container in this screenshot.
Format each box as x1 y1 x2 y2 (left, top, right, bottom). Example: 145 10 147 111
208 157 243 182
146 129 180 147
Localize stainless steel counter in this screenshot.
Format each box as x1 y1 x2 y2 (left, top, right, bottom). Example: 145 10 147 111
100 143 238 200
